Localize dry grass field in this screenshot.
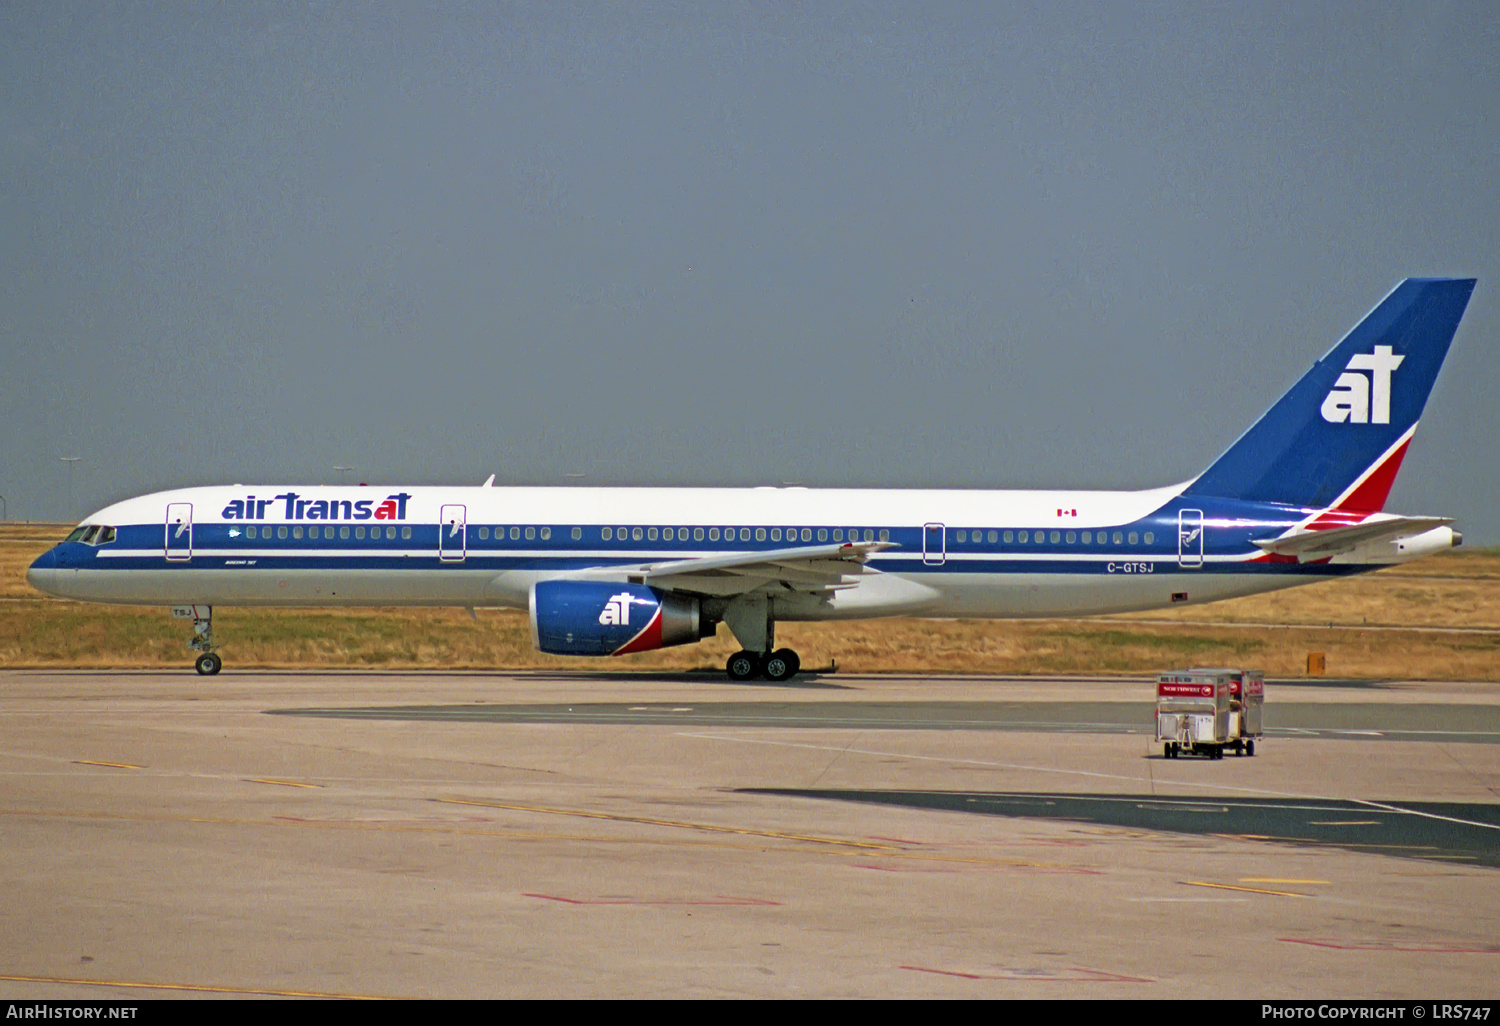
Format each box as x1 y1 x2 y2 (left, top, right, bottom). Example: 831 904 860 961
3 522 1498 679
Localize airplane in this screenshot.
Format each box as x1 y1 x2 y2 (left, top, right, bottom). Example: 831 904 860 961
28 277 1476 680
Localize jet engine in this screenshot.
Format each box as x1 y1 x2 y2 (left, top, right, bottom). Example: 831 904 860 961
529 581 704 656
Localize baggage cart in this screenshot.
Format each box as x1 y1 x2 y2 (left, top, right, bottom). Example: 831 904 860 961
1155 670 1234 759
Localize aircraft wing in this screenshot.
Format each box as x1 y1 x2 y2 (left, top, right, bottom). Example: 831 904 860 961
1252 516 1453 560
603 540 898 597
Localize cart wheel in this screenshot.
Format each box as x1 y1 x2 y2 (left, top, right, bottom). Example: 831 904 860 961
1246 740 1255 757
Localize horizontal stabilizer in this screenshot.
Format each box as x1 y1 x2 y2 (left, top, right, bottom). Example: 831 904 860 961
1252 516 1453 559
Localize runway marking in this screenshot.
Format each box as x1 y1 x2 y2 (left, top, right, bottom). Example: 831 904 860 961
1307 820 1379 826
436 796 899 852
71 760 142 770
1183 881 1310 898
247 778 321 788
1127 897 1249 903
1351 799 1500 832
1280 939 1500 954
0 971 394 999
687 731 1500 832
1241 878 1329 885
524 893 779 907
900 965 1153 983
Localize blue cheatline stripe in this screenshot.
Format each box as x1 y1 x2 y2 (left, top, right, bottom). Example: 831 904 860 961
77 550 1366 578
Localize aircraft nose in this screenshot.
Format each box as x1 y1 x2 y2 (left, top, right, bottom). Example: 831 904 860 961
27 548 62 595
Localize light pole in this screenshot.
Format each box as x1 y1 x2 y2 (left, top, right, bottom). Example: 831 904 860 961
57 456 80 521
333 465 354 485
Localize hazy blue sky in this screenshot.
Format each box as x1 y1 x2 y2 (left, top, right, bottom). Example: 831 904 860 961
3 2 1496 539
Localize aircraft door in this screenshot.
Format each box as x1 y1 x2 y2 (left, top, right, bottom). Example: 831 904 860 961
165 503 193 562
923 523 946 565
1178 509 1204 568
439 504 467 562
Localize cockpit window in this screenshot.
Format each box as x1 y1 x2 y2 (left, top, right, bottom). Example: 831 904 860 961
64 525 116 545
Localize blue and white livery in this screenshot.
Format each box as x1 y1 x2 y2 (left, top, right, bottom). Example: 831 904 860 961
29 278 1477 679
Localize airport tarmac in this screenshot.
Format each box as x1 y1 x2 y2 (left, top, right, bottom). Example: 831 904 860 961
0 669 1495 999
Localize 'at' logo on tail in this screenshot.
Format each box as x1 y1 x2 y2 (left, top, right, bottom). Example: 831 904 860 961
1320 345 1404 424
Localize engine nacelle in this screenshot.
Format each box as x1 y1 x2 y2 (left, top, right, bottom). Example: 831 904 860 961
530 581 702 656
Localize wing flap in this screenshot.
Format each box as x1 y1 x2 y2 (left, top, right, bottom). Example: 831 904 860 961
641 540 896 596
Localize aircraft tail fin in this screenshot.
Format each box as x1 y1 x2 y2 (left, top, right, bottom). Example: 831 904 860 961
1182 278 1475 511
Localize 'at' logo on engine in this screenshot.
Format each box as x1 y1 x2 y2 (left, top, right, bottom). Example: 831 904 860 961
599 592 650 626
1320 345 1404 424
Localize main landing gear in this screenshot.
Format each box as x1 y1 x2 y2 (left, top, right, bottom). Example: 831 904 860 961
726 648 802 682
720 594 801 682
177 605 222 675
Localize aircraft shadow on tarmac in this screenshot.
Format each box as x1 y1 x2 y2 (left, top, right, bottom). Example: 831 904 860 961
741 789 1500 869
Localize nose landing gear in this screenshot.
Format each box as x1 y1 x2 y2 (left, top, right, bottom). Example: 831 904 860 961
175 605 222 675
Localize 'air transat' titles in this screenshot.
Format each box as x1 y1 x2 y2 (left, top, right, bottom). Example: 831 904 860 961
219 492 412 521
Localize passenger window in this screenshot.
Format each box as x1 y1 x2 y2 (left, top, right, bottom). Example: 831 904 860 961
1066 531 1075 544
1050 531 1060 544
400 526 410 540
737 528 747 541
955 530 966 543
525 526 536 540
1082 531 1091 544
293 526 304 539
1113 531 1123 545
540 526 551 540
1144 531 1154 545
878 529 889 542
755 528 766 542
771 528 782 542
802 528 813 542
602 527 612 541
1036 531 1045 544
662 528 673 541
278 526 288 540
1128 531 1138 545
632 527 643 541
478 527 489 540
988 530 998 543
1019 531 1028 543
355 526 365 540
1003 531 1013 543
832 529 842 542
647 527 658 541
693 527 704 541
572 527 582 541
340 526 350 540
817 528 827 542
709 528 719 541
509 527 519 540
247 526 257 540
